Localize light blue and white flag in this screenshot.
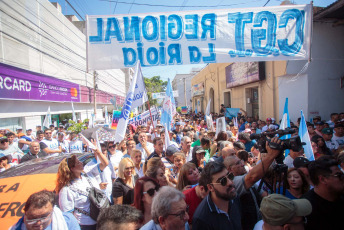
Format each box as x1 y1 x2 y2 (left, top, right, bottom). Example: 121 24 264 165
71 101 77 122
280 98 291 156
205 99 211 116
104 106 109 125
115 62 146 142
42 106 52 128
160 78 176 131
131 61 148 109
299 110 315 161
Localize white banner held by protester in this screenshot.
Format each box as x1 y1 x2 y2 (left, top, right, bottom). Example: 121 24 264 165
129 107 160 127
87 4 312 70
131 61 148 109
79 133 97 150
43 106 52 128
206 114 215 132
115 62 144 143
205 99 211 116
216 117 226 136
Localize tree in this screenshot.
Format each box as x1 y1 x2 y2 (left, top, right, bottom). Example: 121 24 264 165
144 76 167 107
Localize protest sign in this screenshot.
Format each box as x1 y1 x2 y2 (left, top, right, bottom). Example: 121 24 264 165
225 108 240 119
87 4 312 70
216 117 226 136
128 107 160 127
181 106 188 114
152 91 179 99
111 110 121 130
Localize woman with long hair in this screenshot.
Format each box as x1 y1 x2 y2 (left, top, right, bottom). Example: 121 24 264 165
56 150 108 230
176 162 200 191
190 146 207 170
284 168 310 199
210 131 228 157
133 177 160 225
112 158 138 205
144 157 168 187
311 135 332 159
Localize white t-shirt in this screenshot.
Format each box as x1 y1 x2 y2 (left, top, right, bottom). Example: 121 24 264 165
108 150 123 169
58 140 70 154
253 220 264 230
325 140 339 151
332 135 344 147
136 142 154 163
135 164 144 178
283 155 294 168
69 140 83 153
41 139 60 157
59 163 102 225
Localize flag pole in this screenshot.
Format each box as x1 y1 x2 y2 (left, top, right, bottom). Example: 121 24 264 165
146 99 157 137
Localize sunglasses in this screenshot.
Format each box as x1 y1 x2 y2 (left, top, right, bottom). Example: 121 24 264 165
108 145 116 149
0 140 9 144
167 205 189 220
143 187 159 197
25 212 53 225
211 172 235 186
125 166 135 170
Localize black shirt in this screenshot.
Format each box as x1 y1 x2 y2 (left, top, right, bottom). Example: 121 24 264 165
303 189 344 230
20 151 48 163
112 176 137 205
192 193 242 230
147 150 165 161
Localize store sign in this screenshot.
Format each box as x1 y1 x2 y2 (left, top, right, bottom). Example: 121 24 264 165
226 62 264 88
152 91 178 99
0 63 80 102
192 82 205 96
87 4 312 70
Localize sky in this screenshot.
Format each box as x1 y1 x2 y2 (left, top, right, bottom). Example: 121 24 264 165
50 0 337 81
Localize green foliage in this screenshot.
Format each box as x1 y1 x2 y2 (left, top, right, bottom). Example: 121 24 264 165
144 76 168 107
176 107 182 113
67 120 87 134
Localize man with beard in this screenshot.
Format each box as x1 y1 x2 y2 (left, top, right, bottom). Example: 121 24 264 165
192 137 282 230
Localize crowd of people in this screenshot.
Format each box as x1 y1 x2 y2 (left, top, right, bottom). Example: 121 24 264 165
1 110 344 230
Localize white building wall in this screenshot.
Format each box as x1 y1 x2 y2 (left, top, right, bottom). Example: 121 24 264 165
279 22 344 122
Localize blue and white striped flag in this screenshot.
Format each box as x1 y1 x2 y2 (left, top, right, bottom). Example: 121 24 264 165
161 78 176 131
280 98 291 156
299 110 315 161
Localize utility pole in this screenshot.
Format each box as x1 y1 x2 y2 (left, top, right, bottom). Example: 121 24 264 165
93 71 97 116
184 77 187 107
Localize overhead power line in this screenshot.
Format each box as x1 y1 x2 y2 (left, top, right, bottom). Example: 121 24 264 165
65 0 85 21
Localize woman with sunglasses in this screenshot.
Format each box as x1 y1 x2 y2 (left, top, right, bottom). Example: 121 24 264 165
176 162 201 191
56 149 109 230
133 177 160 225
107 141 123 172
112 157 138 205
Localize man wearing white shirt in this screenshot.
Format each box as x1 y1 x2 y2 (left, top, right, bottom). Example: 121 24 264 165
181 136 193 162
136 132 154 163
326 113 339 129
57 132 69 154
332 123 344 148
68 132 83 154
322 128 339 151
41 129 62 157
283 147 305 168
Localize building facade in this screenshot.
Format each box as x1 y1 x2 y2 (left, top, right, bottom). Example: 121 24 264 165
0 0 126 130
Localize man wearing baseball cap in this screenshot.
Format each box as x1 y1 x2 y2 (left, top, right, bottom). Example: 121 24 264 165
332 123 344 148
314 121 324 137
322 128 338 151
254 194 312 230
262 118 272 132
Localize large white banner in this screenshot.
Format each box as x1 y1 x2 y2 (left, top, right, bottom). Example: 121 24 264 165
87 4 312 70
128 107 160 127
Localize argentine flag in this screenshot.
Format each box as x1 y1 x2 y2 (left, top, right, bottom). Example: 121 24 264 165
299 110 315 161
280 98 291 156
161 78 176 131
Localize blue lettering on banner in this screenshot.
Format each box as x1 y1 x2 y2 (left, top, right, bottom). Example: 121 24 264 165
88 7 309 67
121 93 133 120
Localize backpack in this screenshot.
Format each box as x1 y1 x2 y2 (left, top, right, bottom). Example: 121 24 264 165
69 174 110 221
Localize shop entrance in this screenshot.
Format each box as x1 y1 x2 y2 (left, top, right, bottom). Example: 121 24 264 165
224 92 231 108
246 87 259 118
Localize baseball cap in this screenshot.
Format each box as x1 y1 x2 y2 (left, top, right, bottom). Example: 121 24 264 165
0 136 8 141
175 122 181 126
36 124 41 127
59 124 64 128
49 124 54 127
321 128 333 135
16 126 23 130
266 118 272 121
315 121 324 125
195 148 206 154
156 124 163 127
313 116 321 120
260 194 312 226
18 133 26 138
166 145 179 156
293 157 310 168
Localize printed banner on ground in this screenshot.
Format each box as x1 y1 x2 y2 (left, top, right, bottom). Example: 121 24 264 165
87 4 312 70
128 107 160 127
